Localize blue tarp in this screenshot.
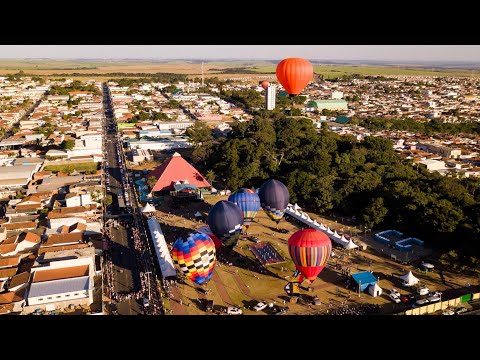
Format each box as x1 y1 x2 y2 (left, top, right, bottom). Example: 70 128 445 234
351 271 377 292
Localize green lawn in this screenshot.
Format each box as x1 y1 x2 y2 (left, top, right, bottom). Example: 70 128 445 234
44 162 99 173
253 64 480 78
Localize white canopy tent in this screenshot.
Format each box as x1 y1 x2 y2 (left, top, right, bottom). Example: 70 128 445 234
368 282 383 297
294 203 301 211
146 217 177 278
319 223 327 230
400 271 419 286
141 203 156 213
326 227 334 234
345 239 359 250
333 230 341 239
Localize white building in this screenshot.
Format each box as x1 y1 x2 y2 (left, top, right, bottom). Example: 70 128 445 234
265 85 276 110
26 257 94 310
419 159 446 171
331 91 344 99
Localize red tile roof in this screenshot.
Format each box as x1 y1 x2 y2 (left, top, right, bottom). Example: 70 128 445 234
148 153 211 192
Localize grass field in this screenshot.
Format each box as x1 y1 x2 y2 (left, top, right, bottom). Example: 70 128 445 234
146 192 479 315
44 162 99 173
1 59 479 81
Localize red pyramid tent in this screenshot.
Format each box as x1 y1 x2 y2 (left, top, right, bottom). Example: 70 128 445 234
147 152 211 192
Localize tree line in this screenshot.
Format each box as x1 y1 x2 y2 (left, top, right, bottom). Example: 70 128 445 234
186 117 480 261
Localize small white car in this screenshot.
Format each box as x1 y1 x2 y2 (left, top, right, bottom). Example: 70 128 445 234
225 307 242 315
390 288 400 297
442 309 454 315
427 294 441 303
253 302 267 312
389 293 401 304
417 286 430 296
412 298 429 308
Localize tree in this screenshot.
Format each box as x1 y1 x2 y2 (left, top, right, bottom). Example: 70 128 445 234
205 170 216 184
61 139 75 150
360 197 388 229
186 121 213 147
103 195 113 207
147 176 158 190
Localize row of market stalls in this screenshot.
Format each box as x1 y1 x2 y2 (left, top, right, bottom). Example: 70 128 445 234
285 203 359 250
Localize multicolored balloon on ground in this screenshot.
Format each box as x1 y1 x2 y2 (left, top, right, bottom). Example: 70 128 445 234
228 188 260 229
288 229 332 282
196 225 223 250
172 232 216 285
258 179 290 224
207 200 244 247
276 58 313 96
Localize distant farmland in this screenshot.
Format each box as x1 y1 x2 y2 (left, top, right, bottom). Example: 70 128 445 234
1 59 479 79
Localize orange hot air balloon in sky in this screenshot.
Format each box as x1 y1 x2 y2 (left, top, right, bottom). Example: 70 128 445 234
260 80 270 90
276 58 314 96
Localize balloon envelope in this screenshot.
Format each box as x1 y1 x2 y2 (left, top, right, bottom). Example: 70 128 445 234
258 179 290 223
288 229 332 282
260 80 270 90
197 225 222 250
172 232 216 285
207 200 244 247
276 58 313 96
228 188 260 228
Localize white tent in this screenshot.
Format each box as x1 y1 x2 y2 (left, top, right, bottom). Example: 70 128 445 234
333 230 341 238
301 213 308 220
294 210 302 216
340 234 348 242
294 203 301 211
344 239 359 250
400 271 419 286
211 187 218 193
319 223 327 230
141 203 156 213
194 211 202 218
326 227 333 234
368 283 382 297
313 220 320 227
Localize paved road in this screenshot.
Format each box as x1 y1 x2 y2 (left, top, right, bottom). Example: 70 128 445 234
102 84 142 315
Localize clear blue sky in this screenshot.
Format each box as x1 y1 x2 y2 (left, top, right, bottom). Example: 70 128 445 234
0 45 479 62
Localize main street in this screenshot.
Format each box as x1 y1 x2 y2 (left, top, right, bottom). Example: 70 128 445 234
101 83 163 315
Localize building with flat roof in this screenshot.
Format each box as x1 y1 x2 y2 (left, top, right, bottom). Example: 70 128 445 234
307 99 348 110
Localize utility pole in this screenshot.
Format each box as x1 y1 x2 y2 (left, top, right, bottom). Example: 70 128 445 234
201 62 205 87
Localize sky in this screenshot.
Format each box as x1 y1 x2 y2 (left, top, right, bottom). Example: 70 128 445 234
0 45 479 63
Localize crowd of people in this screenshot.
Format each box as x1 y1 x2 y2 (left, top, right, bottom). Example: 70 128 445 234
328 303 381 315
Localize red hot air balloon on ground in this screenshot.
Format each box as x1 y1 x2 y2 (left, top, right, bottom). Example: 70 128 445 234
260 80 270 90
288 229 332 282
276 58 314 96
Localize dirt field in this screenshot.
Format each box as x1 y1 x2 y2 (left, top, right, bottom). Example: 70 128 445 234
144 194 479 315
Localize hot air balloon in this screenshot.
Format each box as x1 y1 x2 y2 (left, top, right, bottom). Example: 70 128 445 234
288 229 332 282
276 58 313 96
260 80 270 90
258 179 290 225
197 225 222 250
228 188 260 229
207 200 244 247
172 232 216 285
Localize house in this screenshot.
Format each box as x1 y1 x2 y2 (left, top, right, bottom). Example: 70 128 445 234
25 257 94 312
65 192 93 208
44 232 85 248
15 195 42 210
0 255 21 269
0 288 26 313
7 271 30 292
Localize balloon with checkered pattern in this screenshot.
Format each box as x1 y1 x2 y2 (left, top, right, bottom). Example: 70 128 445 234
172 232 216 285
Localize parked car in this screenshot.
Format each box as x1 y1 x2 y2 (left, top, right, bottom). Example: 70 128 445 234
278 229 289 234
250 236 261 243
442 309 455 315
417 286 430 296
389 293 401 304
400 295 410 303
253 302 267 312
455 307 468 314
273 307 288 315
390 289 400 297
225 307 242 315
427 294 441 303
412 298 429 308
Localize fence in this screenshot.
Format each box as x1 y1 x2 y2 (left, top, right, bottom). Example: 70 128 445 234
403 292 480 315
